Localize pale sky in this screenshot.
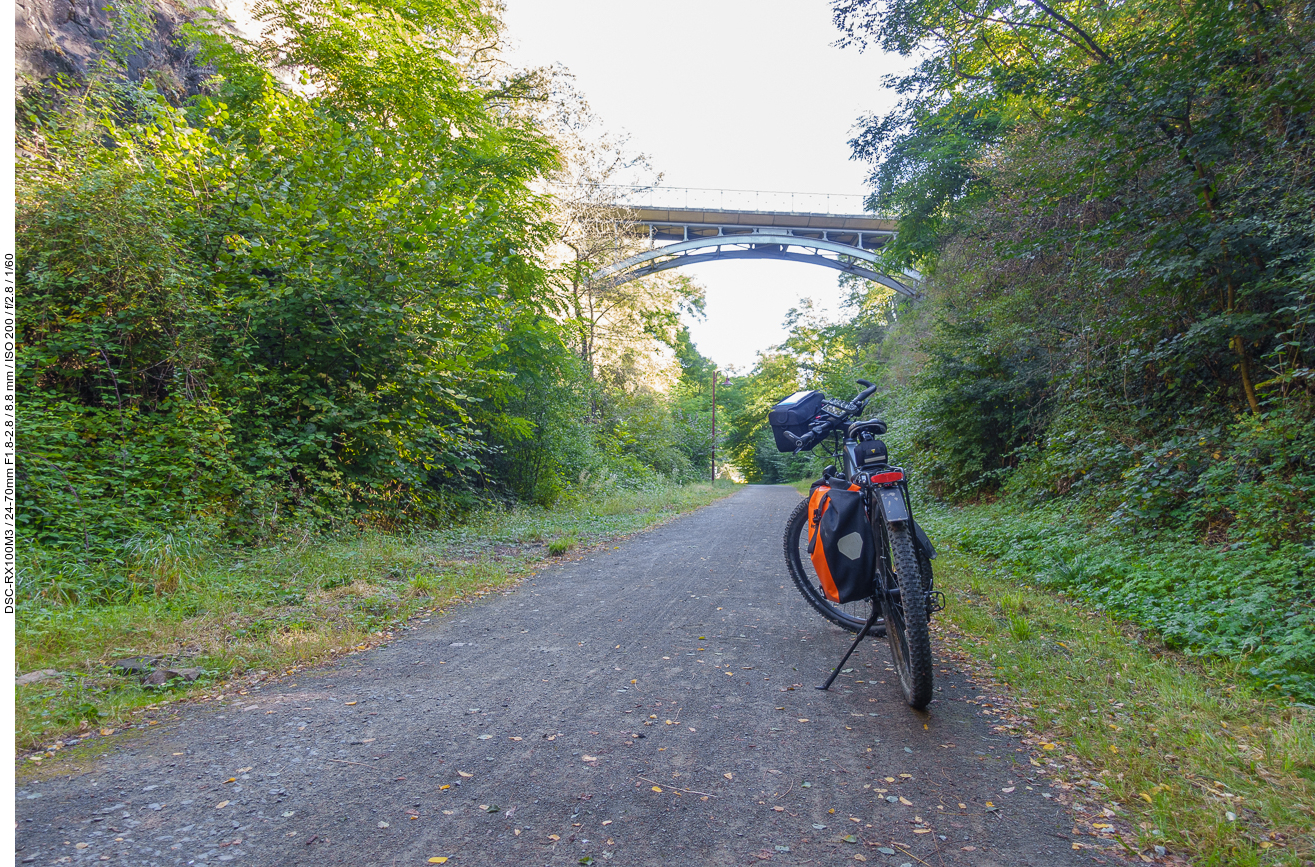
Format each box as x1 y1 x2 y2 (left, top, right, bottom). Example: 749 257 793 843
501 1 908 371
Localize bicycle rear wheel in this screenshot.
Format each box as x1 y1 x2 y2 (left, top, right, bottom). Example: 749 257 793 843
875 519 933 709
783 497 885 637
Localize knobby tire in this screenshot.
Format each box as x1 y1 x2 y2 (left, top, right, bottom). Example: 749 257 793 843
879 521 933 709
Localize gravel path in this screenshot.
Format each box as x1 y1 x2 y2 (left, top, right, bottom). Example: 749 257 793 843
16 485 1120 866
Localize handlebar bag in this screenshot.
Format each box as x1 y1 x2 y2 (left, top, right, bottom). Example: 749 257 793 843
806 482 876 604
768 390 825 452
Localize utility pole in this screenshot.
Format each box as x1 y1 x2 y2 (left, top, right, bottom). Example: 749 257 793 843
710 367 716 483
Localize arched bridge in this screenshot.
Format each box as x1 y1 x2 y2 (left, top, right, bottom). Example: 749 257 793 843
587 186 919 297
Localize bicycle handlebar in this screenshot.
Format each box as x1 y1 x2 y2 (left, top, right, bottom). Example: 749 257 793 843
790 380 882 454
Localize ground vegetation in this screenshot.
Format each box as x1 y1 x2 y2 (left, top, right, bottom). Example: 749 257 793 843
17 0 723 572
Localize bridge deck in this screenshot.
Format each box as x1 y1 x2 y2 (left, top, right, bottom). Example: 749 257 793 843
621 206 897 250
588 187 915 293
625 206 896 231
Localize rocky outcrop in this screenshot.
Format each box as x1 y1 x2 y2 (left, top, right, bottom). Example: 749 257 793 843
15 0 258 97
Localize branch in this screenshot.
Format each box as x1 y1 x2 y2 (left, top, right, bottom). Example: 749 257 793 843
1025 0 1111 62
946 0 1105 60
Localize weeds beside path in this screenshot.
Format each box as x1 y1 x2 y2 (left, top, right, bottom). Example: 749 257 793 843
16 481 738 754
927 511 1315 867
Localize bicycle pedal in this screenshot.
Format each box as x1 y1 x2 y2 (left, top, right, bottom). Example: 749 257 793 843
929 590 947 613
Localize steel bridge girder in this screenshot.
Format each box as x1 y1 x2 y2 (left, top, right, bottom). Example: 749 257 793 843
590 232 919 297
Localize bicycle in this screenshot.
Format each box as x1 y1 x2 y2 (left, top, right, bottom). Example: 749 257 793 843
772 380 943 710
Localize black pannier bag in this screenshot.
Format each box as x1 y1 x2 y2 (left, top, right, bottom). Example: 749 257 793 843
807 483 876 604
768 390 825 452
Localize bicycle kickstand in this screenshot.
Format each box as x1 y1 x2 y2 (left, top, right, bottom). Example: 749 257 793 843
817 605 883 691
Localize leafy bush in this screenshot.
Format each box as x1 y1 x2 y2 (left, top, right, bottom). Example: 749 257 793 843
1186 408 1315 547
15 0 609 557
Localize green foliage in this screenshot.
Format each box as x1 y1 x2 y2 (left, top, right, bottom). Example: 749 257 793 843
722 284 905 483
935 546 1315 864
655 325 745 482
1184 409 1315 547
835 0 1315 500
719 0 1315 708
16 0 734 612
724 351 814 483
909 309 1048 498
547 535 575 556
18 0 723 565
848 95 1008 268
1006 613 1032 643
924 500 1315 701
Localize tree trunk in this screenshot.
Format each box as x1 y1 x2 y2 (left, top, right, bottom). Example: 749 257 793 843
1233 335 1262 415
1227 279 1261 415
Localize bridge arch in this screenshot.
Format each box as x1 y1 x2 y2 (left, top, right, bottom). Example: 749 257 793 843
585 188 919 297
591 232 918 297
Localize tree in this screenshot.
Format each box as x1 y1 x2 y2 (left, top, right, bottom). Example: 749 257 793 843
837 0 1315 417
17 0 564 547
523 70 705 384
816 0 1314 535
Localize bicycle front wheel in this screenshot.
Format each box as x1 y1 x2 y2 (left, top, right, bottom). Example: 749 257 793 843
783 497 885 637
876 520 933 709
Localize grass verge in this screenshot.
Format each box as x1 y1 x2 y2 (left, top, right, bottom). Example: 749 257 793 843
932 540 1315 866
16 480 738 757
942 501 1314 701
789 478 814 496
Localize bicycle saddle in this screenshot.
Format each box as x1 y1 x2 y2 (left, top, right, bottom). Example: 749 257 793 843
847 419 887 438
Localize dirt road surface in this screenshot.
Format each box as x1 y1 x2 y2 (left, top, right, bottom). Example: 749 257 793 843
16 485 1122 866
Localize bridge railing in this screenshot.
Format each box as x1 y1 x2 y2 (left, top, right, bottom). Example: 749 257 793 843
588 184 893 219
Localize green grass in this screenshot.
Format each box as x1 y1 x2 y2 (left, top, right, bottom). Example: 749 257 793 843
924 499 1315 701
933 543 1315 865
547 534 578 556
16 480 738 753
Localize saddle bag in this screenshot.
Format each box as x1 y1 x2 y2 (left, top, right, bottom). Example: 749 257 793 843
806 481 876 604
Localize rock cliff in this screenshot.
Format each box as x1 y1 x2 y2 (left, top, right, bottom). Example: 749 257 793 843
15 0 257 96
